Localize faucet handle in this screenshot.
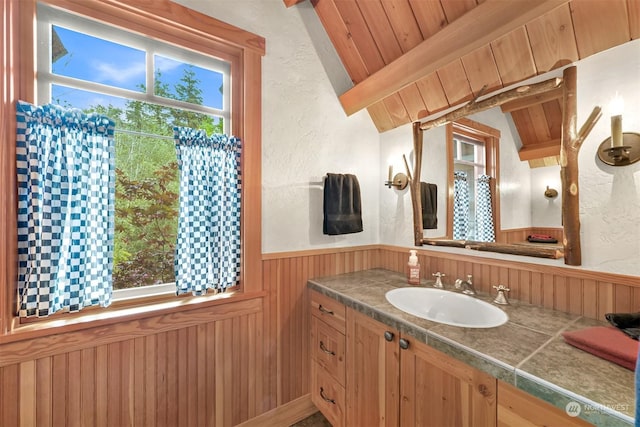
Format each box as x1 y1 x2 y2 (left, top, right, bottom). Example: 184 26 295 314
492 285 510 305
432 272 445 289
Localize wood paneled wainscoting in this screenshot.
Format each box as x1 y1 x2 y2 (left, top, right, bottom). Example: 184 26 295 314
0 247 380 427
377 246 640 319
0 296 268 427
2 245 638 426
261 246 381 407
263 244 640 421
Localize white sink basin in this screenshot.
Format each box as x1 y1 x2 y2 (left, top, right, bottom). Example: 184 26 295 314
385 287 508 328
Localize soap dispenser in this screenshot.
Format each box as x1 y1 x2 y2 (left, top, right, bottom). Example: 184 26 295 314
407 250 420 285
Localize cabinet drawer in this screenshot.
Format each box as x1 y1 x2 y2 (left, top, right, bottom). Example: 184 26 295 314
311 360 345 427
311 316 346 386
310 290 346 334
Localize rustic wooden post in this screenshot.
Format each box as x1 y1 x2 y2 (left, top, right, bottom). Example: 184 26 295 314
560 66 602 266
411 121 423 246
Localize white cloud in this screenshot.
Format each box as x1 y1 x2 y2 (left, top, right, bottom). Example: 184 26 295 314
154 56 183 72
91 56 184 87
92 61 145 85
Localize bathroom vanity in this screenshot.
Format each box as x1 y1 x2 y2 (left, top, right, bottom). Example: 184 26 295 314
308 269 634 426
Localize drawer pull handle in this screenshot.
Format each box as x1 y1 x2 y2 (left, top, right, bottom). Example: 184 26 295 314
320 387 336 404
319 340 336 356
384 331 394 342
318 304 334 315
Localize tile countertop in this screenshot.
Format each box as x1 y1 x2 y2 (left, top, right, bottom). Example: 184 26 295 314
307 268 636 427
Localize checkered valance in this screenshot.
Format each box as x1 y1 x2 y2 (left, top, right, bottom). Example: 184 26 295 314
173 127 241 295
16 101 115 318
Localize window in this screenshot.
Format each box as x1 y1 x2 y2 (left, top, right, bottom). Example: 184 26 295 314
452 134 486 239
36 5 235 300
0 0 263 330
446 118 500 241
36 6 240 300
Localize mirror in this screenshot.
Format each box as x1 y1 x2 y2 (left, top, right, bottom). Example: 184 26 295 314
436 110 561 242
408 66 602 265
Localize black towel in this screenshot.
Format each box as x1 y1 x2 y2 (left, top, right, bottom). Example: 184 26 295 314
605 312 640 340
420 182 437 229
323 173 363 235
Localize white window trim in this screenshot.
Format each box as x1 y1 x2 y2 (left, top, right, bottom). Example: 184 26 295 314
113 282 175 301
36 4 238 300
36 3 231 133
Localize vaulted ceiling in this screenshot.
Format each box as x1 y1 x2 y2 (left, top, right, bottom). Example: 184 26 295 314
287 0 639 166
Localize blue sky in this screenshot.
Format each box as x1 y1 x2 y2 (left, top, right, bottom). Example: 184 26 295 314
52 25 224 111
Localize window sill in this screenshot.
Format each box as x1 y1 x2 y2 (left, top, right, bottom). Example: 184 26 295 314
1 288 267 346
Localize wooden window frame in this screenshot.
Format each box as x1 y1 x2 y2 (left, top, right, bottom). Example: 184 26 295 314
446 117 501 241
0 0 264 339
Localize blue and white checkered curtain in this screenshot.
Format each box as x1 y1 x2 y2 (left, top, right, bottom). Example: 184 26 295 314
475 174 495 242
453 171 470 240
173 127 241 295
16 101 115 318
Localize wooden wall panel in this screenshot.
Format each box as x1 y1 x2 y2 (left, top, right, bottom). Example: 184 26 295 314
262 247 380 406
1 245 638 426
378 246 640 318
0 299 267 427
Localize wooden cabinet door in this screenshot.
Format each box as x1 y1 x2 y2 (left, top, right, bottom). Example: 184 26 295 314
346 308 400 427
497 380 593 427
399 336 497 427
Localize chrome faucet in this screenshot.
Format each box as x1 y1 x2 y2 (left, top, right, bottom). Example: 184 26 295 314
454 274 477 296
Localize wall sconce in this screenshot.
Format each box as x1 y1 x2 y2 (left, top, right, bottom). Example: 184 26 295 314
597 94 640 166
385 165 408 190
544 186 558 199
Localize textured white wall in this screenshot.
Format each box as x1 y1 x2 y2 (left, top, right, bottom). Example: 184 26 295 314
177 0 381 254
378 124 446 246
530 166 562 227
575 39 640 275
177 0 640 276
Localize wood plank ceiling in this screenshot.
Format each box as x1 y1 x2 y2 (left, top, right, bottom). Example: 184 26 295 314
302 0 639 167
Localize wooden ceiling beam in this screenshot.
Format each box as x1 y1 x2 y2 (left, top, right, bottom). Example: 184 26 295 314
518 139 561 161
501 87 563 113
338 0 568 116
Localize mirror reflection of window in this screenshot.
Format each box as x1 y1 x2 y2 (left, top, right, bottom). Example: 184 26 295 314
446 119 500 242
453 135 486 240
